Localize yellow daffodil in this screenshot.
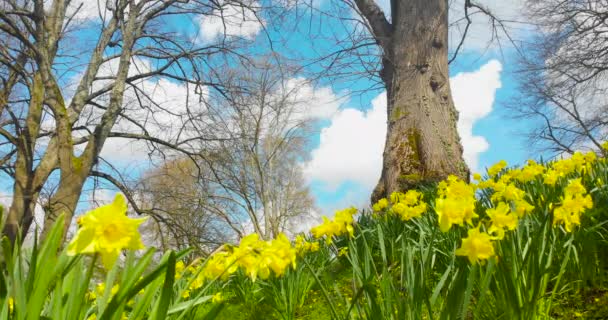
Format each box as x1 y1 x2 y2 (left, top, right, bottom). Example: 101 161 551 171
7 297 13 314
543 169 560 185
212 292 224 303
181 290 190 299
175 260 185 279
455 227 495 264
67 194 147 268
486 202 518 239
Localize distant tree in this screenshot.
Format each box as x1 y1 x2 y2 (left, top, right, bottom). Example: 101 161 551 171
136 59 316 243
135 158 238 254
513 0 608 156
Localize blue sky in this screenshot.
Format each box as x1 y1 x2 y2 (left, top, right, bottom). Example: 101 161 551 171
0 0 541 222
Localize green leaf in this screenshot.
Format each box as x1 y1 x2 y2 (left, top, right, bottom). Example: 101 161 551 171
150 251 175 320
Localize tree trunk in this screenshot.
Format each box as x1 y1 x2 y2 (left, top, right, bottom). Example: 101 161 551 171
366 0 469 202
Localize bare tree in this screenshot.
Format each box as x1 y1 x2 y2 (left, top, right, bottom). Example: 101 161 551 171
136 58 317 242
0 0 264 242
135 158 237 254
513 0 608 156
195 58 317 240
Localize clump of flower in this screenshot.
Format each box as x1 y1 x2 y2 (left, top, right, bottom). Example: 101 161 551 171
553 178 593 232
389 190 427 221
201 233 297 282
512 160 546 183
311 207 357 242
435 175 477 232
552 151 596 177
455 226 495 264
479 170 535 218
67 194 147 268
372 198 388 212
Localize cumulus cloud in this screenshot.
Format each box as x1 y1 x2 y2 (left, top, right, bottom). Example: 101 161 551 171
305 60 503 198
452 60 503 172
198 2 264 43
304 92 387 191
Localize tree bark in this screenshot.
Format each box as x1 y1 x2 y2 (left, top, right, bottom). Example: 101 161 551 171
354 0 469 202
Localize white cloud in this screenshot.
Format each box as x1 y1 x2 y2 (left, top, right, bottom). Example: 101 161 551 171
304 92 386 191
198 2 264 43
65 0 110 21
282 78 343 121
452 60 503 172
305 60 503 197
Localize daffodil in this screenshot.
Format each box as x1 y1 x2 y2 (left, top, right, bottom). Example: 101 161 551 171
513 160 545 182
181 290 190 299
455 227 495 264
486 202 518 239
212 292 224 303
543 169 560 185
67 194 147 268
7 297 13 314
